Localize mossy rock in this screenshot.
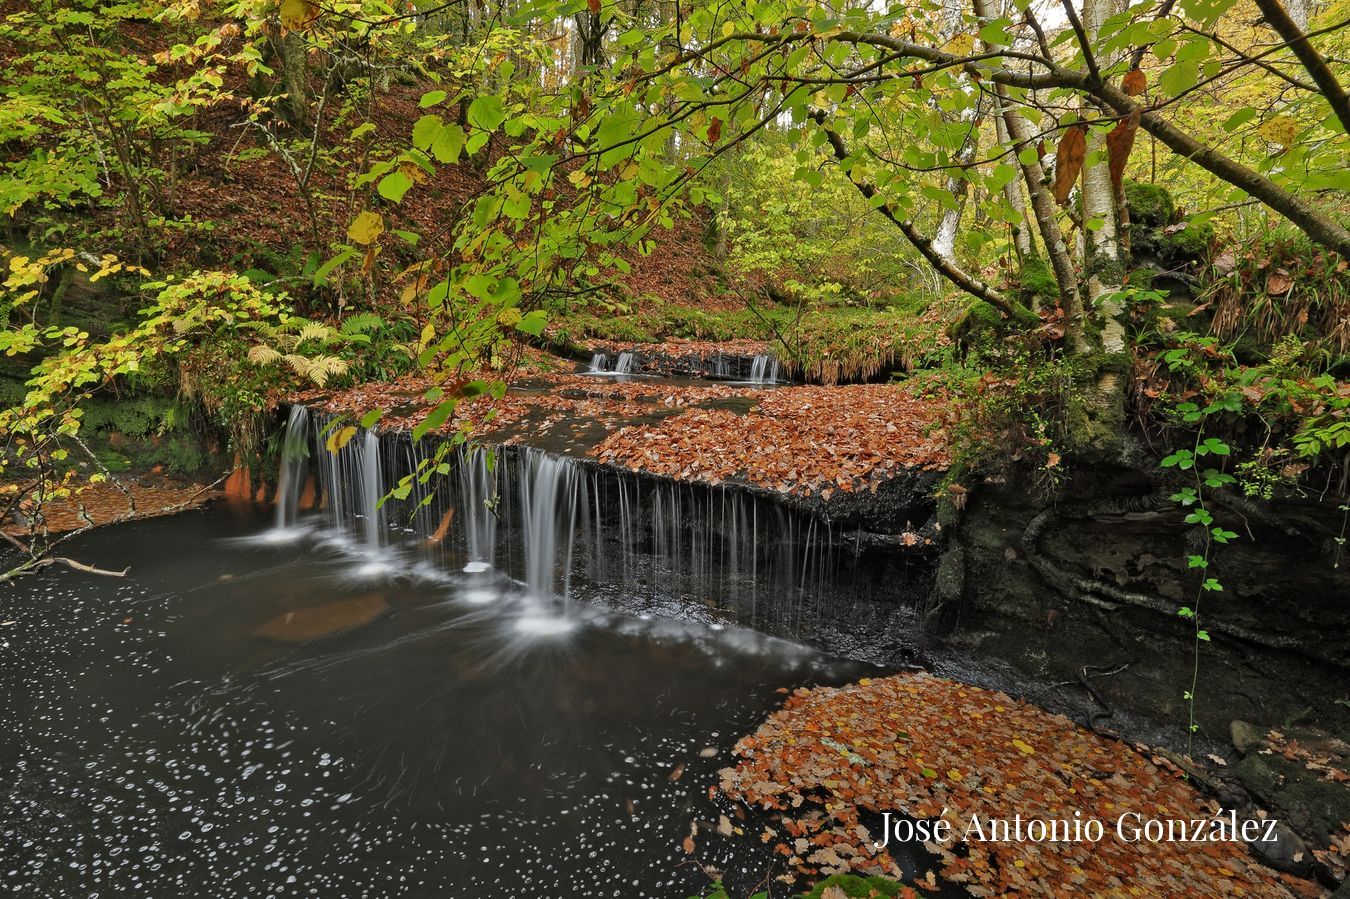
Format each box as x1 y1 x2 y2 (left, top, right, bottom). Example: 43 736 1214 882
1125 180 1175 228
950 300 1039 347
794 874 907 898
1156 221 1214 262
1016 255 1059 307
1234 751 1350 846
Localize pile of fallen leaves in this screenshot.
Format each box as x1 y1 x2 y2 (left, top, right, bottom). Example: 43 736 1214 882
593 385 950 497
718 673 1310 898
4 479 219 536
302 369 951 499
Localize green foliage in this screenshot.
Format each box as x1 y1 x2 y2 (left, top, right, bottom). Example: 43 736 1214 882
689 873 908 899
716 137 921 306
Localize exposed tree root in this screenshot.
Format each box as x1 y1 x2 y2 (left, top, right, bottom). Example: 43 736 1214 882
1020 504 1340 664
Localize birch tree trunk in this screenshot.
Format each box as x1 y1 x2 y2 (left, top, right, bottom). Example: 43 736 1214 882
1080 0 1126 353
931 98 984 263
994 112 1034 261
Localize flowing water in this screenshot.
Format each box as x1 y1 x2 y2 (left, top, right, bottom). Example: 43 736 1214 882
1 415 938 897
747 355 779 385
0 508 877 898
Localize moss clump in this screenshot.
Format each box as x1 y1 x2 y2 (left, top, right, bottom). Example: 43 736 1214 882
1125 180 1175 227
1156 221 1214 261
950 300 1040 348
1017 255 1059 307
1062 357 1129 460
1125 180 1212 265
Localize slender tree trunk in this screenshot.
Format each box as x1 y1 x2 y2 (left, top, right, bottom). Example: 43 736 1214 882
278 31 310 129
973 0 1082 336
932 100 983 263
995 112 1034 261
1079 0 1126 352
573 11 606 71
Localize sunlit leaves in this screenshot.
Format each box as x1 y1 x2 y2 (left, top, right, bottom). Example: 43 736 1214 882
377 170 413 202
278 0 319 31
346 211 384 245
411 114 467 164
1257 115 1299 148
466 95 506 132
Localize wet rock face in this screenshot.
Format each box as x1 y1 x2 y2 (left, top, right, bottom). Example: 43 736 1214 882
254 593 388 643
929 465 1350 754
1230 723 1350 852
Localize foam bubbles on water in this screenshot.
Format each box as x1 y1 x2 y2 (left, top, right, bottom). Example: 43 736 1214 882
460 588 498 606
511 614 577 638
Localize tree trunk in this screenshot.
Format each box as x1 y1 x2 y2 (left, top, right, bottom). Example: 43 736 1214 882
972 0 1082 336
995 112 1035 261
1079 0 1126 353
574 11 606 71
278 31 310 130
931 103 982 263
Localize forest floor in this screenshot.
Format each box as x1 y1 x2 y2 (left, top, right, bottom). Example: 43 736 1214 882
711 672 1342 898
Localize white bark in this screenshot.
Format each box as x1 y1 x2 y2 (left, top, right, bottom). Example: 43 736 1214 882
994 111 1034 260
1080 0 1126 352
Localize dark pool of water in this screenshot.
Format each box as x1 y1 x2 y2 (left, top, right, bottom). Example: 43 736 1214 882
1 506 878 898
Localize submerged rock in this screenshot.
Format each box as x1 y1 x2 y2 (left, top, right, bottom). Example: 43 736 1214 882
254 593 388 643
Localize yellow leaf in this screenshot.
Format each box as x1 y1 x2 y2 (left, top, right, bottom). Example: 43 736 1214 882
1257 115 1298 147
326 425 357 453
279 0 318 31
347 211 384 246
1012 739 1035 755
945 33 975 57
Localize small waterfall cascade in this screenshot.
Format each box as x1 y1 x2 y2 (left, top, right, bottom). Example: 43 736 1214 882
710 354 731 379
287 409 917 653
588 353 608 373
517 449 587 604
360 430 384 552
274 405 310 530
613 352 635 374
458 446 498 570
748 354 780 384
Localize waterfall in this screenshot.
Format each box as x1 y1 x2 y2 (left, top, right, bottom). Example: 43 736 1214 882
517 449 585 602
360 430 384 551
286 407 907 654
459 446 498 571
274 405 310 530
614 352 635 374
749 354 780 384
588 353 608 373
711 354 730 379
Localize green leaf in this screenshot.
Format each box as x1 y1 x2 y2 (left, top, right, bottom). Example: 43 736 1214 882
412 398 457 441
515 309 548 337
377 170 413 202
467 95 506 132
419 89 447 108
1158 59 1198 96
412 114 443 151
431 123 465 164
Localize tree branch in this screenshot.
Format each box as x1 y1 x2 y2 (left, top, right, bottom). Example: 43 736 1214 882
1252 0 1350 135
809 111 1023 316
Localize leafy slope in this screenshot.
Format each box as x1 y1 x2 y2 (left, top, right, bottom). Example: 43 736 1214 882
718 673 1311 897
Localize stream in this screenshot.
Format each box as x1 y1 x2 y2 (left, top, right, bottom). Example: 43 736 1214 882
0 503 888 897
